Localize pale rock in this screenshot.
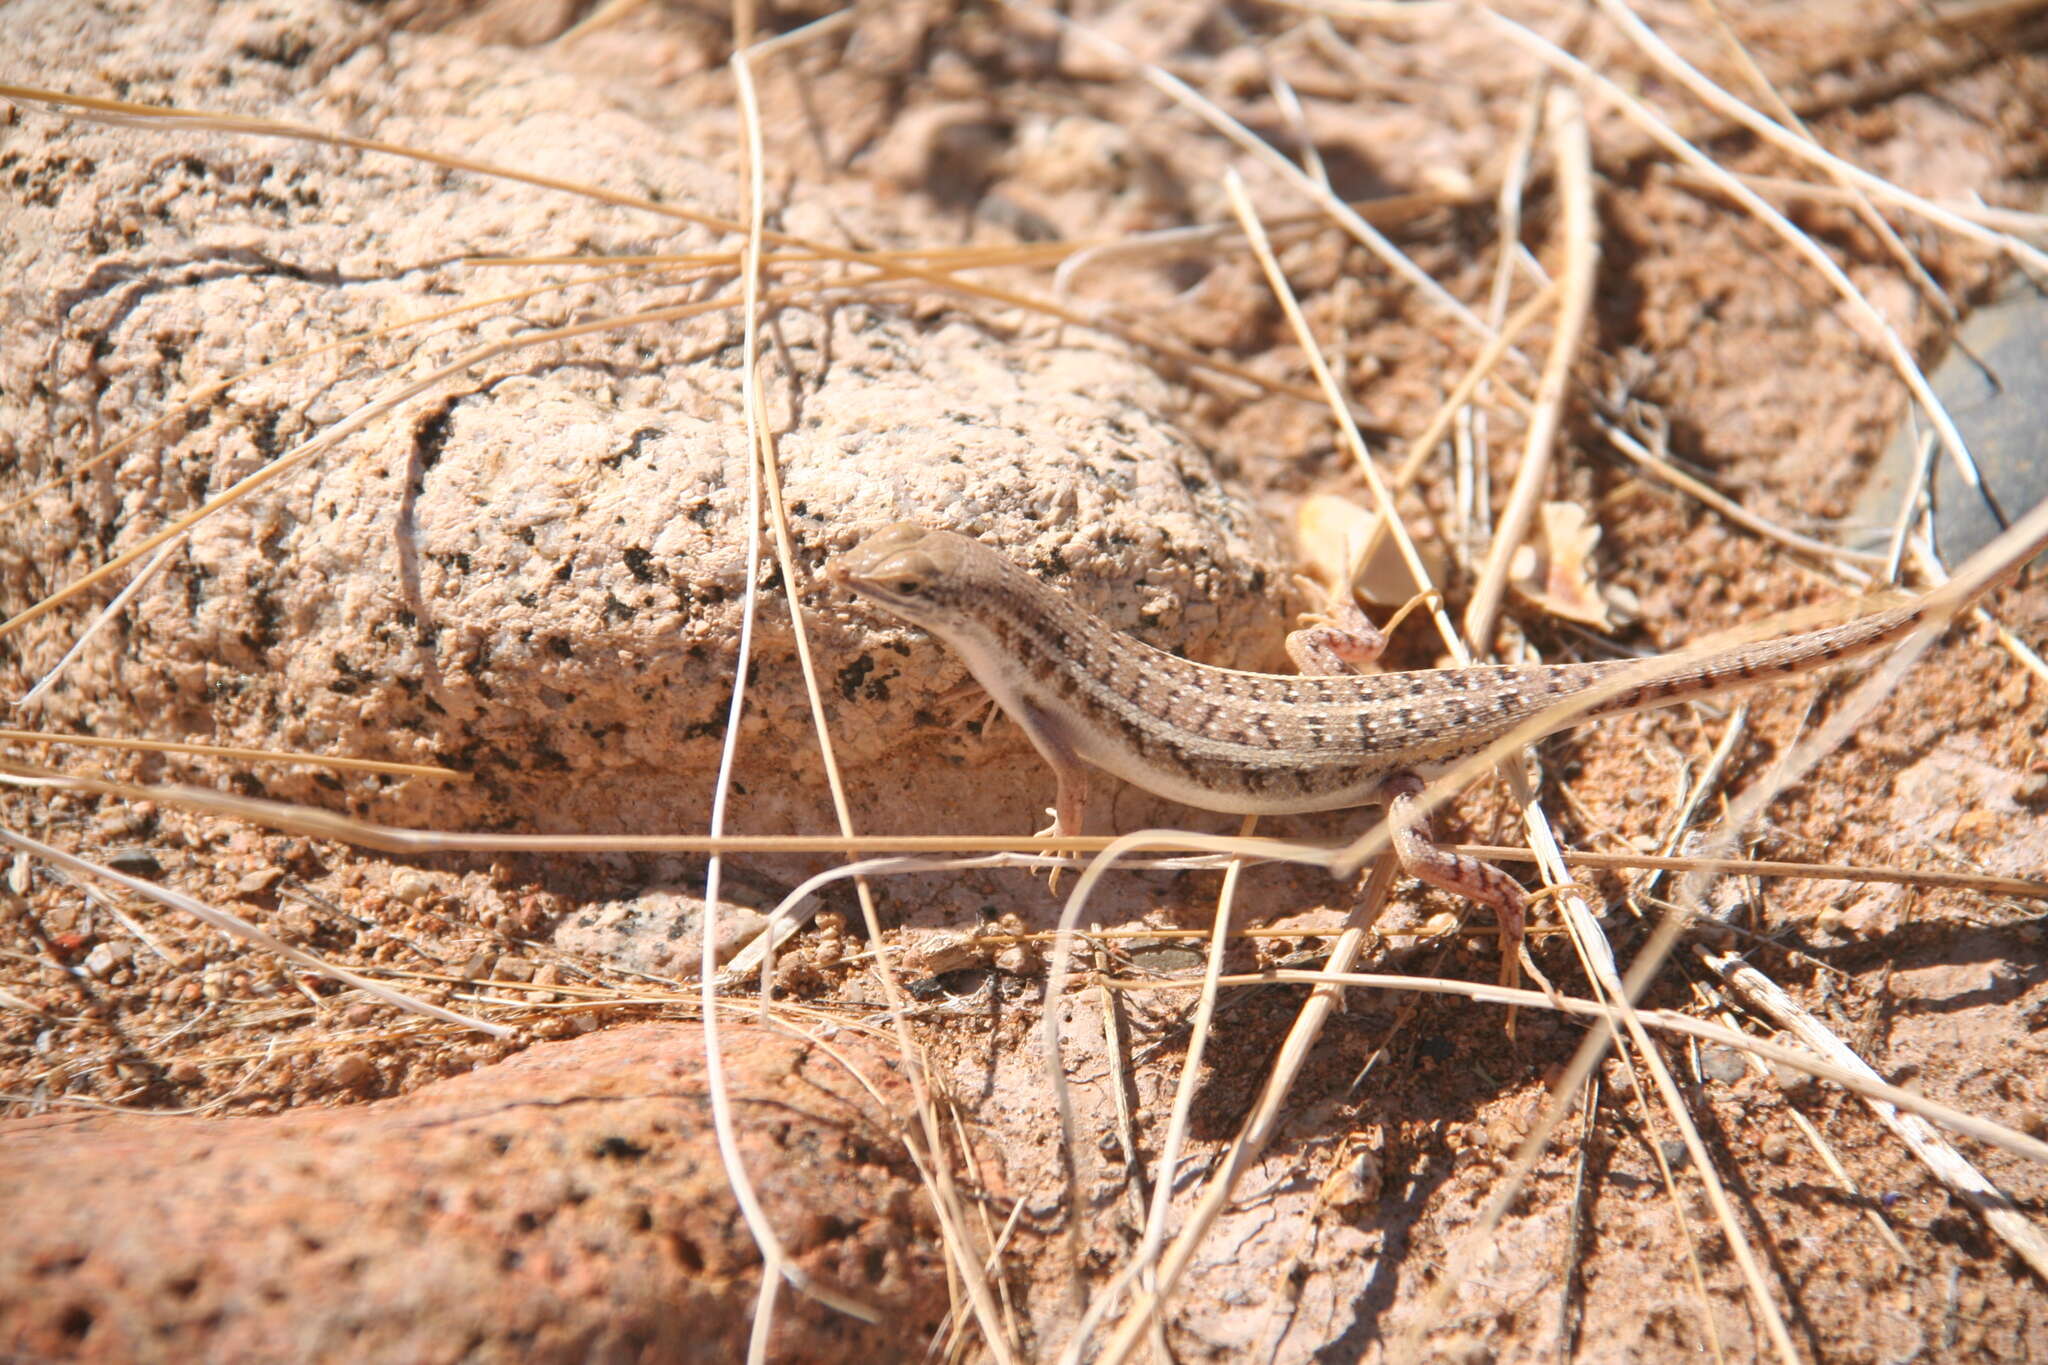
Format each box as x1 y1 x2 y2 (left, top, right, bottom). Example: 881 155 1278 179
0 0 1294 853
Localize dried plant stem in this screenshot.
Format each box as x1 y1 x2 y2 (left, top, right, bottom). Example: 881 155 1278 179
0 824 512 1038
1706 949 2048 1282
1485 8 1994 511
1463 87 1599 652
1091 857 1401 1365
0 729 463 780
693 36 880 1331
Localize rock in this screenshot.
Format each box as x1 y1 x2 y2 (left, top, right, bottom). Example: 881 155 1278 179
390 871 434 906
553 887 768 978
1860 281 2048 566
1316 1145 1382 1210
102 849 163 877
0 0 1293 846
234 867 286 896
79 940 134 980
325 1052 376 1090
0 1023 945 1362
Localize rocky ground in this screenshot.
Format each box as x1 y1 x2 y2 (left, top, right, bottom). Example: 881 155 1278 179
2 0 2046 1360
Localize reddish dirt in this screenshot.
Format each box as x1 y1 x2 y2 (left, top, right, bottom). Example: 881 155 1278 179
3 1 2046 1361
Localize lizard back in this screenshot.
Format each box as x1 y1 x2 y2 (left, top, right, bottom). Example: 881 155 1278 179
831 523 2014 817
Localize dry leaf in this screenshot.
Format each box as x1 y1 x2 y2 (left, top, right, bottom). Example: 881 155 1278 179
1509 500 1637 630
1295 493 1446 607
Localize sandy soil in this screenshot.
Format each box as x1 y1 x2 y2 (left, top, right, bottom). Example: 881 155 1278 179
3 0 2046 1360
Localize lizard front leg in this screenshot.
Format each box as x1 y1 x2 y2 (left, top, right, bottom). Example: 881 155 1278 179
1035 764 1089 844
1285 593 1390 676
1011 697 1091 890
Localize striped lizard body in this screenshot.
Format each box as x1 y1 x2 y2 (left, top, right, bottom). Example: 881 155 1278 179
829 513 2046 973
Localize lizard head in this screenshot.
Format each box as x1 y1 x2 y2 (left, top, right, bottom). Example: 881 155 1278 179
828 522 1075 663
831 521 1083 711
827 522 974 629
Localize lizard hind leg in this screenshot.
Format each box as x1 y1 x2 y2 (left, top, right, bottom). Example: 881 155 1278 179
1288 595 1543 1007
1378 772 1529 989
1282 597 1534 990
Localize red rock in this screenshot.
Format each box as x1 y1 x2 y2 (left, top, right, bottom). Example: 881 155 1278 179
0 1024 945 1362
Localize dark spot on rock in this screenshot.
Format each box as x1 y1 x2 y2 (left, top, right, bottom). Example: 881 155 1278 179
667 1234 705 1272
604 426 665 469
413 405 454 473
831 654 880 699
238 31 313 68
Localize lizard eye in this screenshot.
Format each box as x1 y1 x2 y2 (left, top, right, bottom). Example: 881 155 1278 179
890 577 923 595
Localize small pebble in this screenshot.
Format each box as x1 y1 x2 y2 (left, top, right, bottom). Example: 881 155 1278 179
1771 1059 1818 1097
1760 1132 1792 1162
274 906 318 940
328 1054 376 1089
96 810 147 838
105 848 163 877
81 940 134 980
992 945 1036 975
1658 1139 1691 1171
1436 1335 1493 1365
1318 1147 1382 1208
392 871 432 905
1700 1046 1748 1085
236 867 285 896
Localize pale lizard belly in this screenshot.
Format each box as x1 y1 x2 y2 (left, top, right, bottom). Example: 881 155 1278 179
948 615 1511 817
1008 671 1476 817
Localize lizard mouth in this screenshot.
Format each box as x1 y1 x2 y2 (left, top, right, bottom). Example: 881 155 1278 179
825 560 883 598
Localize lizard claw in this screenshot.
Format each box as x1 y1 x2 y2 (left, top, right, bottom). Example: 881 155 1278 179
1033 808 1070 895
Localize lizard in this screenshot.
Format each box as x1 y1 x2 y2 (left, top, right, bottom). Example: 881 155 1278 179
827 508 2048 978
